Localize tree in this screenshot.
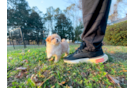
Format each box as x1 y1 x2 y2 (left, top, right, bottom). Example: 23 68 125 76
26 8 44 45
7 0 45 45
45 7 55 35
64 0 82 10
108 0 127 22
64 4 81 28
7 0 30 30
54 8 62 17
64 0 83 29
54 13 73 39
74 21 83 41
7 0 31 46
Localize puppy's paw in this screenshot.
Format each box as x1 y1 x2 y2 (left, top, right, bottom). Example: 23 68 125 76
47 54 52 58
63 53 69 57
48 57 54 61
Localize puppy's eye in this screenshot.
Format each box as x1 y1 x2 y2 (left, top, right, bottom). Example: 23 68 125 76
51 38 54 40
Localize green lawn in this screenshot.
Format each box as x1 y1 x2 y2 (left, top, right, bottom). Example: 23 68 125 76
7 45 45 53
7 45 127 88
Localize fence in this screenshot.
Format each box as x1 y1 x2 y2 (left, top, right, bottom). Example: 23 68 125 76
7 39 46 45
7 26 48 51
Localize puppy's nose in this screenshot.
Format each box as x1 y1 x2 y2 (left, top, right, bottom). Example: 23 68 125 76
57 39 58 42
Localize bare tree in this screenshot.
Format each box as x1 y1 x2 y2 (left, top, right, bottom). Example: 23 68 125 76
108 0 127 22
63 0 83 29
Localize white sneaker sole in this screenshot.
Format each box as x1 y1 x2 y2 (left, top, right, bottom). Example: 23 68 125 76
64 54 108 64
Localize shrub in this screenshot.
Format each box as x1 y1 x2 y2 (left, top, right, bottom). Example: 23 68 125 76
104 21 127 46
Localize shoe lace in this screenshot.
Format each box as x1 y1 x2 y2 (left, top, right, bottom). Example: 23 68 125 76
65 42 86 58
74 41 86 54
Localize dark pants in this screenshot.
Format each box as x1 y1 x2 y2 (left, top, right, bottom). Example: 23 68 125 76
82 0 111 51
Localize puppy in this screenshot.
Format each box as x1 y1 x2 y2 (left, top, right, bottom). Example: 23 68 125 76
46 34 69 63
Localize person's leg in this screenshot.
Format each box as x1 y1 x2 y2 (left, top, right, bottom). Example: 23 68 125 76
82 0 111 51
64 0 111 64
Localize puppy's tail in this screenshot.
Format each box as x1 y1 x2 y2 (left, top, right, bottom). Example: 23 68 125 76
61 38 66 42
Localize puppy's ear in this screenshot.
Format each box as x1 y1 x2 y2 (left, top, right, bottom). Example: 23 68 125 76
46 36 51 43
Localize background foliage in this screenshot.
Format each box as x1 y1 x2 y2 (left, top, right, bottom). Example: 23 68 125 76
104 21 127 46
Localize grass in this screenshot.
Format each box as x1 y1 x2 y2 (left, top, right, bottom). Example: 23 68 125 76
7 44 127 88
7 45 45 52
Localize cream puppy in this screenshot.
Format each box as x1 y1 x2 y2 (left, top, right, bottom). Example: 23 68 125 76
46 34 69 63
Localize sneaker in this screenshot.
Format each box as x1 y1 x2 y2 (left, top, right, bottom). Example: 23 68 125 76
64 42 108 64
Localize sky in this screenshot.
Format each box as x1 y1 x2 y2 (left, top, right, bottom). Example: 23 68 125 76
25 0 71 14
26 0 115 13
25 0 127 35
26 0 127 18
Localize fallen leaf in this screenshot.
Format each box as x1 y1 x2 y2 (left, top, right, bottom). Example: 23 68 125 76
59 81 66 85
106 74 119 84
31 74 35 80
16 67 27 71
16 67 27 78
15 72 23 78
34 67 38 73
26 75 29 78
31 74 45 87
42 70 50 77
36 83 42 86
119 69 127 73
15 71 28 78
81 72 87 77
31 74 38 83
